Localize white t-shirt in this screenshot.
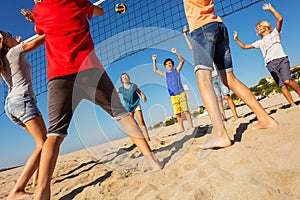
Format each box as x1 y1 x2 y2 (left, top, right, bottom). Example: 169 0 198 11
1 44 35 98
252 28 287 65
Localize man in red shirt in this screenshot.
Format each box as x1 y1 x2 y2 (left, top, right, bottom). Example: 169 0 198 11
33 1 163 199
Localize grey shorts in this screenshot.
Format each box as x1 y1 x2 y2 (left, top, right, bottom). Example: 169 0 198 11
266 57 291 87
47 68 128 137
212 75 230 97
5 94 41 126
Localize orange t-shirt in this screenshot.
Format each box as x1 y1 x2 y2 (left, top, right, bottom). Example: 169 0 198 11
183 0 222 33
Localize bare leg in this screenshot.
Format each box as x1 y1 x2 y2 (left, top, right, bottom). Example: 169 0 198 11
196 70 231 149
176 113 185 132
118 116 163 170
224 94 239 120
134 110 151 142
221 72 278 129
34 136 64 200
217 96 226 121
280 84 296 106
8 115 47 200
284 79 300 98
183 111 194 129
32 169 39 187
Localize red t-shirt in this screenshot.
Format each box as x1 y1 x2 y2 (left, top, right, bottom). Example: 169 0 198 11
33 0 103 81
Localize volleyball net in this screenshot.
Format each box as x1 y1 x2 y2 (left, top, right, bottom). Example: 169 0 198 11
0 0 265 116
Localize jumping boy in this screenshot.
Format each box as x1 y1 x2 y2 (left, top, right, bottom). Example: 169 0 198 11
152 48 194 132
234 3 300 107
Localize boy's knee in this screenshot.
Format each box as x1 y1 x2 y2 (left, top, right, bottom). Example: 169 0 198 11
224 94 230 100
283 79 291 85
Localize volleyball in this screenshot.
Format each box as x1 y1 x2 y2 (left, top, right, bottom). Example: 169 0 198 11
115 3 127 14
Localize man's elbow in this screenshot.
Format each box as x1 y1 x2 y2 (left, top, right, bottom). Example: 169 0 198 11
94 6 104 16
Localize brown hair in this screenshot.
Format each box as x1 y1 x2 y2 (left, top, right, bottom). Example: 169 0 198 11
120 73 130 83
0 30 9 75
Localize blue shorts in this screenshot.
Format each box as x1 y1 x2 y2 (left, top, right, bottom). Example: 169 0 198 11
212 75 230 97
266 57 291 87
191 22 233 73
5 94 41 126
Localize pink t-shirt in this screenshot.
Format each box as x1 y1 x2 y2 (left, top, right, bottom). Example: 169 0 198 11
33 0 103 81
183 0 222 33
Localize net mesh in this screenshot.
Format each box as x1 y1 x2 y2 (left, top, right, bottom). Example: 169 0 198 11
0 0 265 116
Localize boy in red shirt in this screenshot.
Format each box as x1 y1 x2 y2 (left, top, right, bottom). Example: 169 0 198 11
32 1 163 199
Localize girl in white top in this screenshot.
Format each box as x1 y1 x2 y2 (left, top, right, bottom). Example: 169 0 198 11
234 3 300 106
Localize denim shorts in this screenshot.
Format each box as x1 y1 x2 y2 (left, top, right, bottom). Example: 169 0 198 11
266 57 291 87
5 94 41 126
212 75 230 97
191 22 233 73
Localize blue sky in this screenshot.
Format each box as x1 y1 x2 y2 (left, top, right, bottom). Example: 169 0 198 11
1 0 300 169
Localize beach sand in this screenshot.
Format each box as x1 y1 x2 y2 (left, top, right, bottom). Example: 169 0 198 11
1 93 300 200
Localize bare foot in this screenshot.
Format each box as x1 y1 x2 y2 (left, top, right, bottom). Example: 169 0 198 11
7 191 30 200
144 152 164 171
199 136 232 150
249 117 279 130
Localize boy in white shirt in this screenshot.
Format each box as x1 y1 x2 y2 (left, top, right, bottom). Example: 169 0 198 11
234 3 300 107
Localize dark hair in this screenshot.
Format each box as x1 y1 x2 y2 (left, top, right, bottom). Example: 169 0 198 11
0 30 9 75
163 58 174 66
120 72 130 83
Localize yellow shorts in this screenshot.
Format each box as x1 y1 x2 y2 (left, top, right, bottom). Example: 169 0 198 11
170 91 189 115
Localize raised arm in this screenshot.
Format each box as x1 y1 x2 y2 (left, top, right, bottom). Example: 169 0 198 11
183 26 193 50
172 48 185 72
263 3 283 32
21 8 35 22
22 35 45 53
152 54 165 77
233 30 254 49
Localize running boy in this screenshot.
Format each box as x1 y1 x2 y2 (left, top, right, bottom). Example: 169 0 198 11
234 3 300 106
152 48 194 132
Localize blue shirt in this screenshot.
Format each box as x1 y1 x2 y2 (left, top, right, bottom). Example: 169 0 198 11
166 69 184 96
118 83 140 112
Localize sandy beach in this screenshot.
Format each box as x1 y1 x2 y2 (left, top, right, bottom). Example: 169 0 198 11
1 92 300 200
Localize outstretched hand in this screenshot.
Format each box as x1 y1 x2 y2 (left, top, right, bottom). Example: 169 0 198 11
21 8 34 22
233 30 238 40
171 48 177 53
262 3 273 11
